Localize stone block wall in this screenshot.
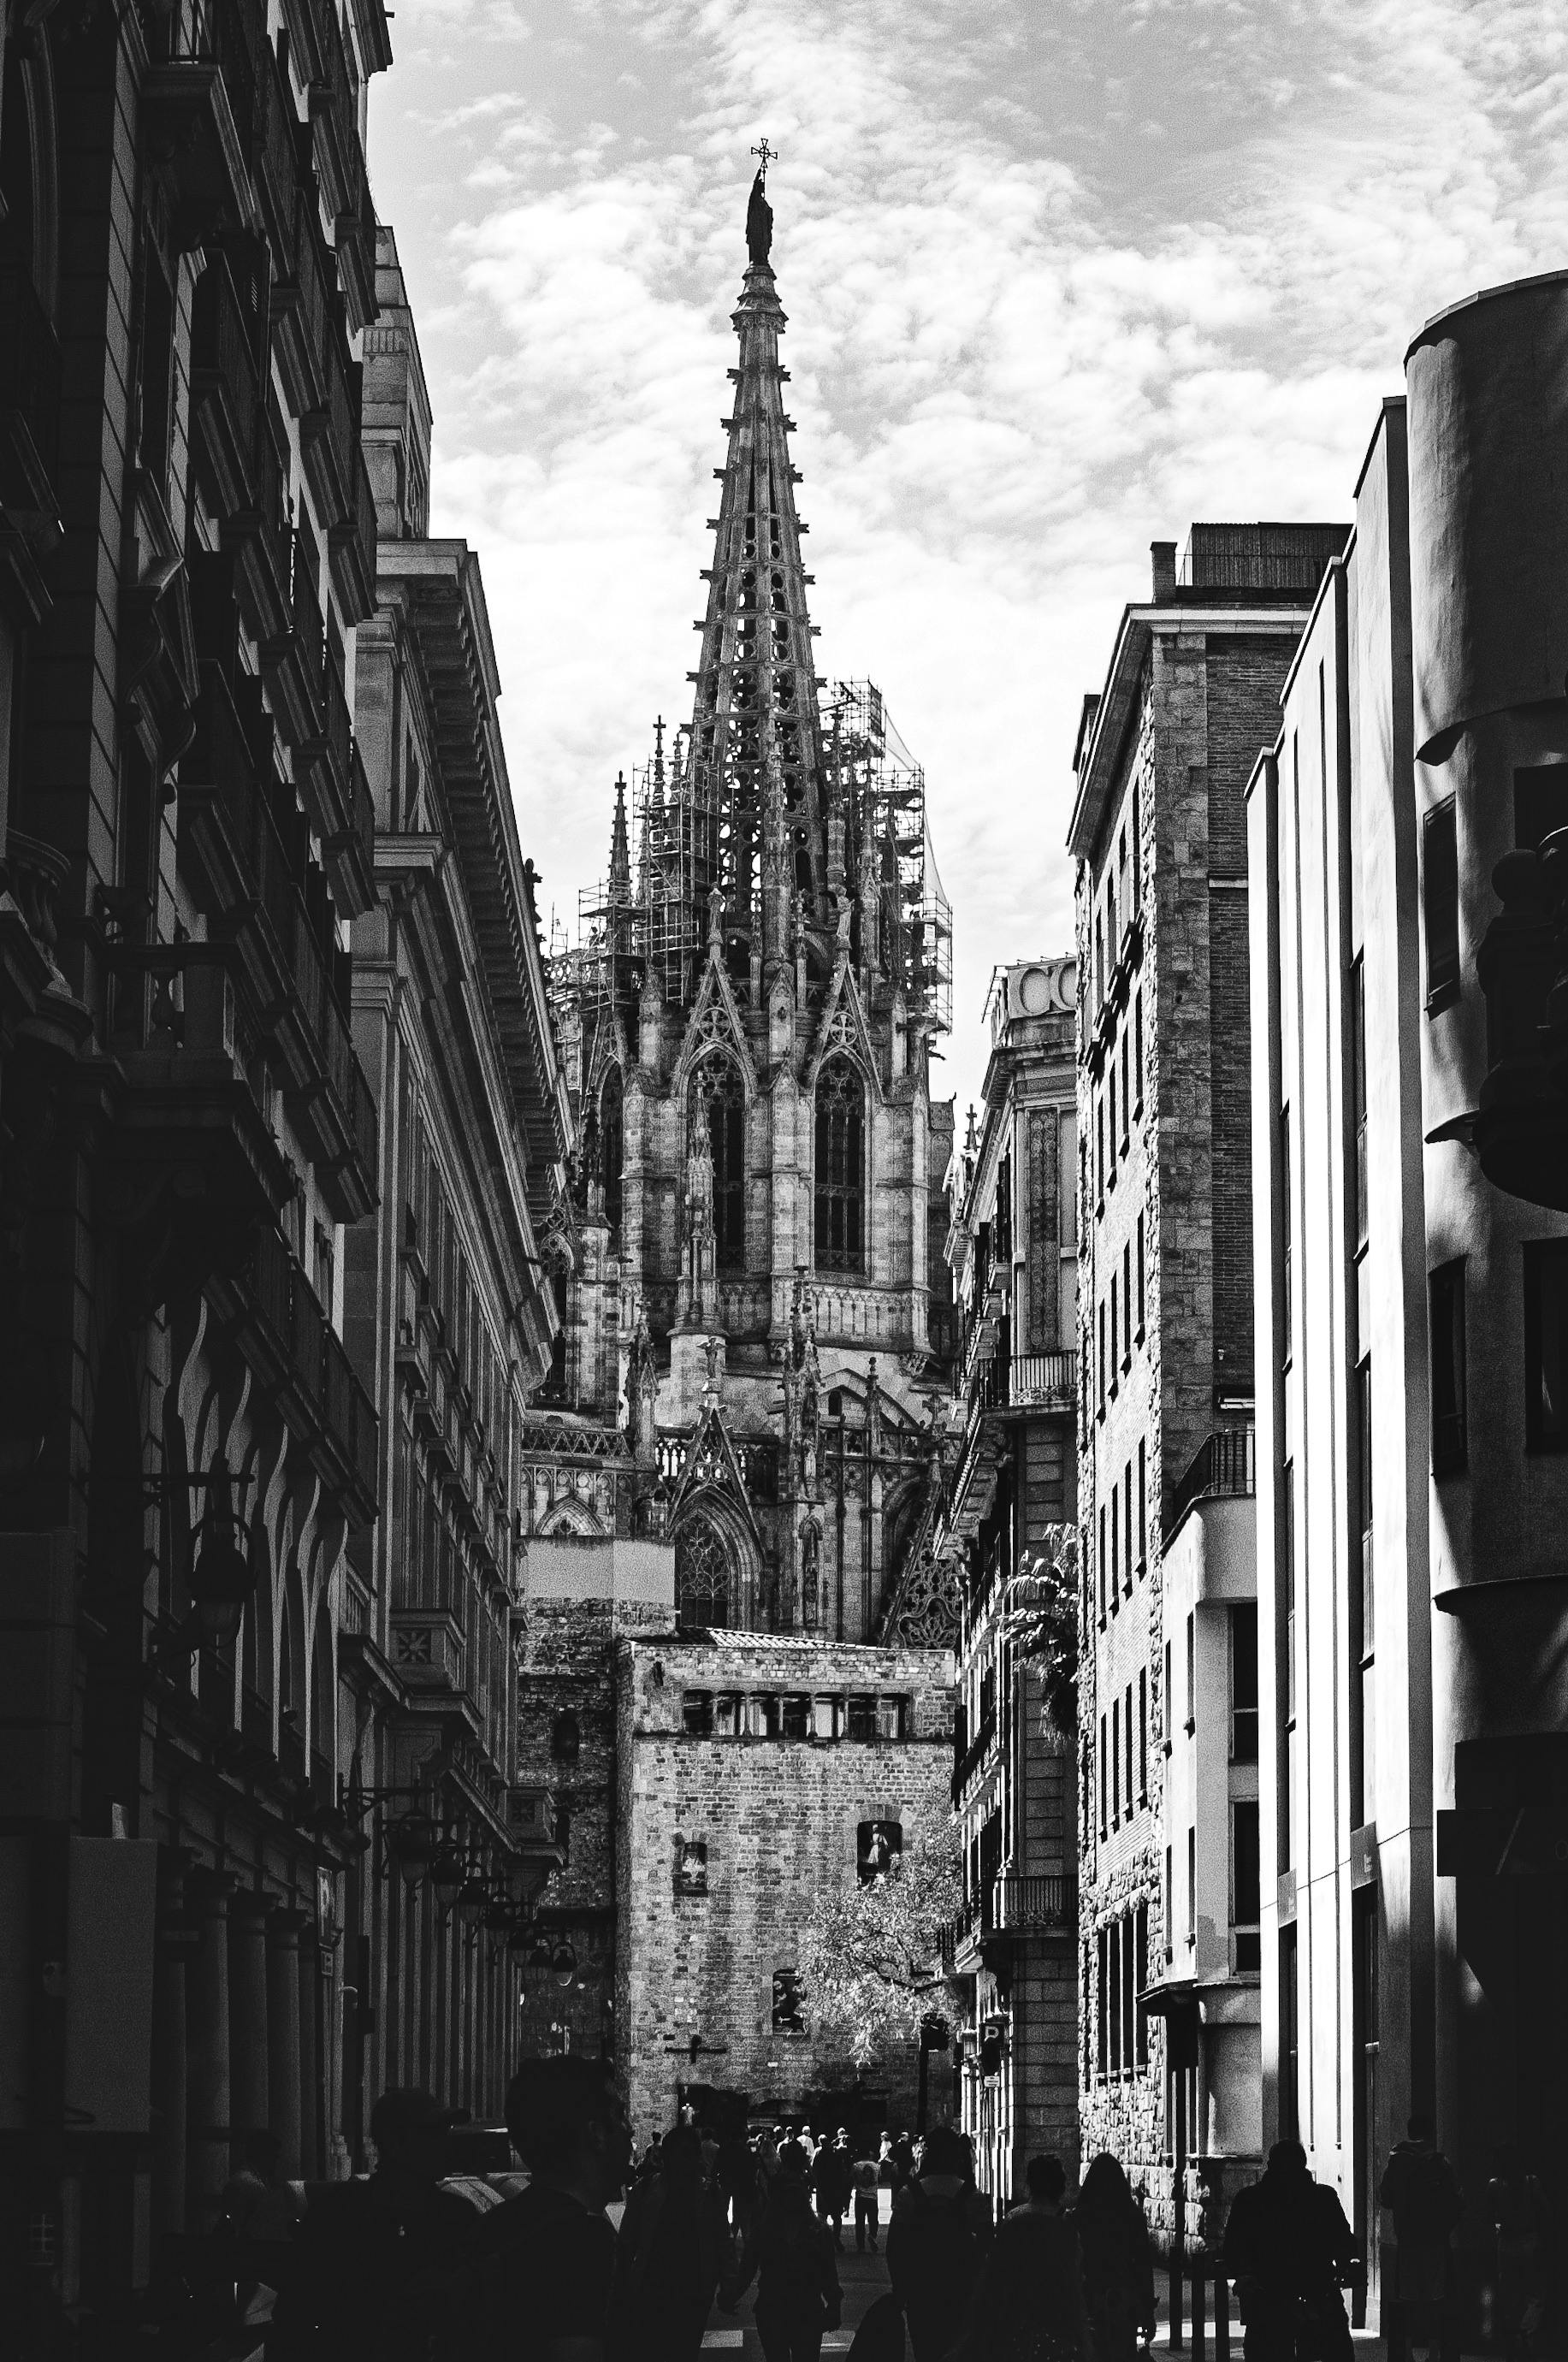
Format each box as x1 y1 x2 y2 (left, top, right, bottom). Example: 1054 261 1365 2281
615 1632 955 2146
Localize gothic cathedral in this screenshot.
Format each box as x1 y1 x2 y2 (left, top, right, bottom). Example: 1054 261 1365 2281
535 173 956 1643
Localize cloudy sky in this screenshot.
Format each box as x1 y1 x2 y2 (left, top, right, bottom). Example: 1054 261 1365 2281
368 0 1567 1110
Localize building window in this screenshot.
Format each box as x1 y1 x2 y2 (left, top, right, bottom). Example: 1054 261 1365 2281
1099 1715 1109 1839
1132 785 1142 907
857 1820 902 1883
695 1057 746 1269
1133 991 1144 1112
1098 1507 1107 1621
1110 1489 1120 1607
1121 1910 1136 2071
1185 1609 1195 1733
552 1708 582 1763
1524 1241 1568 1453
1283 1460 1297 1869
814 1057 864 1272
1233 1802 1261 1974
674 1836 708 1895
1097 1098 1105 1205
1109 1276 1119 1385
1097 1929 1109 2078
1109 873 1120 967
780 1694 811 1740
1124 1461 1133 1594
847 1694 877 1743
683 1689 713 1736
1231 1601 1259 1762
1096 915 1105 1008
1423 796 1459 1015
1136 1214 1145 1336
1108 1917 1122 2073
1280 1104 1293 1365
1280 1925 1300 2140
1124 1680 1133 1818
1111 1696 1121 1824
1163 1637 1172 1752
1164 1843 1174 1962
1137 1440 1147 1568
1121 1034 1131 1149
1138 1666 1148 1803
1430 1258 1467 1475
675 1517 731 1631
1098 1301 1107 1413
1135 1904 1149 2065
1122 1244 1133 1367
601 1066 624 1237
1109 1066 1118 1177
1186 1825 1197 1946
772 1968 805 2033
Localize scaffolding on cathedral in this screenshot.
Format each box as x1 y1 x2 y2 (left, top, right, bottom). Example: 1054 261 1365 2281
555 683 953 1065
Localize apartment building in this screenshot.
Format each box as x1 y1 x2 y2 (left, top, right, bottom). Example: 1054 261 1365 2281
937 957 1080 2211
1247 270 1568 2306
1068 524 1346 2249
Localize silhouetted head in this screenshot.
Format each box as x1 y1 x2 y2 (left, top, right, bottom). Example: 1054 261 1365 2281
1408 2114 1435 2145
919 2125 969 2178
1268 2140 1310 2181
1027 2155 1068 2205
1080 2152 1136 2217
506 2057 630 2206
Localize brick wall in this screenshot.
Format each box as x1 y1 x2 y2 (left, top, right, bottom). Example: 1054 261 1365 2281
616 1633 954 2147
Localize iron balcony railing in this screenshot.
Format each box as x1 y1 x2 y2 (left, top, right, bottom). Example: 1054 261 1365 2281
1166 1424 1256 1539
942 1874 1077 1965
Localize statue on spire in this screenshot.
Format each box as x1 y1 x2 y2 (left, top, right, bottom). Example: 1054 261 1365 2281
746 166 773 267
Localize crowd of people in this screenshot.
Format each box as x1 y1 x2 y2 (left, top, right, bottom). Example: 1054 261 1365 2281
192 2064 1548 2362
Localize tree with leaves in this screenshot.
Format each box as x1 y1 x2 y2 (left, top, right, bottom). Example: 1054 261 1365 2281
1002 1520 1080 1749
795 1801 963 2066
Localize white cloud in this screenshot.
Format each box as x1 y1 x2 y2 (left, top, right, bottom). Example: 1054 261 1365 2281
367 0 1567 1105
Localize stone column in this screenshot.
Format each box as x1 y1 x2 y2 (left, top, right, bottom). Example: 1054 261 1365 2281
266 1909 306 2177
150 1852 191 2237
299 1917 321 2179
228 1891 271 2148
186 1869 237 2228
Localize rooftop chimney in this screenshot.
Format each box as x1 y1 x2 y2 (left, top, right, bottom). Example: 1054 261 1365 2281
1151 541 1177 603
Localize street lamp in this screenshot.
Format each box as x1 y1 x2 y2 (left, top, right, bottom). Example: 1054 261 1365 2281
429 1845 465 1917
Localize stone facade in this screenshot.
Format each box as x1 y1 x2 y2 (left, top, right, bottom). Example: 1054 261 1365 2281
1068 526 1346 2246
616 1629 955 2148
932 959 1081 2211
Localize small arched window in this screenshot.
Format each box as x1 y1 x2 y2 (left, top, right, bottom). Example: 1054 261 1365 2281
600 1067 624 1239
814 1058 864 1273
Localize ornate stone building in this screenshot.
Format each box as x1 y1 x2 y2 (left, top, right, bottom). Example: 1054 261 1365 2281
934 957 1080 2212
518 176 959 2129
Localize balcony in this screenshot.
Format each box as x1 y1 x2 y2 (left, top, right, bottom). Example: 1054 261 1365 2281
220 1221 379 1525
261 525 325 753
191 252 261 524
178 660 379 1221
252 31 305 279
944 1352 1078 1544
1166 1425 1257 1541
271 178 335 421
300 306 364 548
306 0 364 233
299 657 376 916
228 420 291 647
104 942 292 1252
508 1785 568 1872
388 1608 464 1691
942 1873 1077 1975
328 445 379 629
142 4 262 252
0 256 63 536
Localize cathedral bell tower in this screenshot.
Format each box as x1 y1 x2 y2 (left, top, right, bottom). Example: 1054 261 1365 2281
538 167 956 1647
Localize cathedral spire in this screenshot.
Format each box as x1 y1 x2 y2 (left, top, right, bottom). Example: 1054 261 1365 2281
608 770 632 903
682 168 828 997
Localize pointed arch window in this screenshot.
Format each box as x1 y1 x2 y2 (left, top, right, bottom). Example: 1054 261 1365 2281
694 1057 745 1270
676 1517 731 1631
600 1066 624 1239
814 1057 865 1274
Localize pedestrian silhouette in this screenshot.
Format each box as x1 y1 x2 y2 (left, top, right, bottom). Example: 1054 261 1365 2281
461 2055 631 2362
960 2153 1093 2362
886 2123 993 2362
266 2087 475 2362
1223 2139 1355 2362
722 2140 843 2362
1074 2154 1157 2362
1381 2115 1462 2362
610 2122 727 2361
